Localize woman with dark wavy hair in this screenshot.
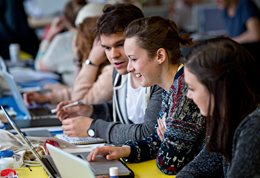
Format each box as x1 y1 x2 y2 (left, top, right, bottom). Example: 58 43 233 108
177 36 260 177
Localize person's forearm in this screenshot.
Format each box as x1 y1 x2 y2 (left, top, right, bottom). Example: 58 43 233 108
72 65 113 104
233 18 260 43
123 129 160 163
233 31 260 43
108 86 162 144
72 64 99 100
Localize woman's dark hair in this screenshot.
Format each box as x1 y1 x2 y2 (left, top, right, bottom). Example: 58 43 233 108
124 16 192 64
95 3 144 35
184 36 260 161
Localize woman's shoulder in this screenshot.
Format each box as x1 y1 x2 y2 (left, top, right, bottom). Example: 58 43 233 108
240 106 260 129
235 106 260 139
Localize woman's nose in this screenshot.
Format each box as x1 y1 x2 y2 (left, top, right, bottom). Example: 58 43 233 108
127 60 134 72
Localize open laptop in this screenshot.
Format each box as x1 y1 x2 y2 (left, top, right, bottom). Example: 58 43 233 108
46 144 95 178
2 106 134 178
0 69 60 128
46 144 134 177
1 106 59 178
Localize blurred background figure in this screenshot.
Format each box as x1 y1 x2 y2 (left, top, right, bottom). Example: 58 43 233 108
0 0 39 59
34 0 86 86
23 3 113 106
214 0 260 43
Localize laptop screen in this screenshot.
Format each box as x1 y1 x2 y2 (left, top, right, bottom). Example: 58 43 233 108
0 72 30 119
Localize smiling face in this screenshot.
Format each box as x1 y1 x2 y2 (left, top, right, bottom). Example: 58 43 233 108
124 37 161 87
184 67 213 116
100 33 128 75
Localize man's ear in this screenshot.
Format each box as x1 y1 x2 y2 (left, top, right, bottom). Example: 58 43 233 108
156 48 167 64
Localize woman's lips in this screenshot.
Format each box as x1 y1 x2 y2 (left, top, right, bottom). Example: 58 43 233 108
135 73 142 78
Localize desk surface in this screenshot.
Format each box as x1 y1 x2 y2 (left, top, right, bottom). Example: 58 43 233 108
127 159 174 178
16 159 175 178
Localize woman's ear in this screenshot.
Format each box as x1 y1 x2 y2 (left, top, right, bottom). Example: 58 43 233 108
156 48 167 64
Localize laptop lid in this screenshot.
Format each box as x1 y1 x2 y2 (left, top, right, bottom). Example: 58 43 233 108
0 71 30 119
47 142 134 177
47 144 95 178
1 106 56 178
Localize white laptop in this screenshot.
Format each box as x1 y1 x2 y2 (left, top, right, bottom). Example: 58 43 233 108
47 144 95 178
46 143 134 177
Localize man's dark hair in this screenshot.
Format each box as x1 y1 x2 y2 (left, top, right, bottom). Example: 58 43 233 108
96 3 144 35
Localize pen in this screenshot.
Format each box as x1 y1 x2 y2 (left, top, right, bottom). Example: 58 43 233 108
51 100 84 114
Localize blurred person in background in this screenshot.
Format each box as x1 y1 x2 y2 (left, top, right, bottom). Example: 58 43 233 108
34 0 86 86
214 0 260 43
24 3 113 106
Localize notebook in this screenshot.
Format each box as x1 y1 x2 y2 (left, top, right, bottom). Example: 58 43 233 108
2 106 134 177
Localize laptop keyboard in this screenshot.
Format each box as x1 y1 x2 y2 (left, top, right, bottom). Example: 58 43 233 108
55 134 105 145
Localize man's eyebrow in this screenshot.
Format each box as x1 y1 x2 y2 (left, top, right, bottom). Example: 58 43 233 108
113 39 125 46
101 39 125 48
115 39 125 45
